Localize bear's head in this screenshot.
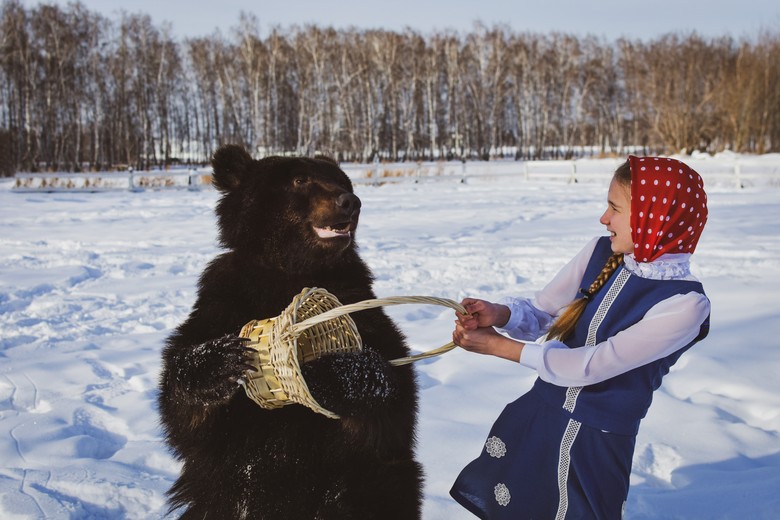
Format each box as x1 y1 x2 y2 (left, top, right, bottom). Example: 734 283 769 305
210 145 362 271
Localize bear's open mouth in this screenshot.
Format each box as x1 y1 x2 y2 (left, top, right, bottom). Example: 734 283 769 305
313 222 352 239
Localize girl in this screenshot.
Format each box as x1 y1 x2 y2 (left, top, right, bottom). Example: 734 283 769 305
450 156 710 519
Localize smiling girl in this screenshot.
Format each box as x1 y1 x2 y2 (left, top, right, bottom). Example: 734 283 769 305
449 156 710 519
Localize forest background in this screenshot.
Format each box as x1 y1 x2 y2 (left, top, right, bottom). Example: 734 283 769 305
1 0 779 176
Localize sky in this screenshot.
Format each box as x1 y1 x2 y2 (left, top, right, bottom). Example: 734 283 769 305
22 0 780 41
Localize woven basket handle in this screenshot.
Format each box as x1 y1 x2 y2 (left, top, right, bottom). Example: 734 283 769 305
289 295 467 366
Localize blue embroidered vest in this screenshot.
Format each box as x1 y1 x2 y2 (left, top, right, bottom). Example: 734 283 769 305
532 236 710 435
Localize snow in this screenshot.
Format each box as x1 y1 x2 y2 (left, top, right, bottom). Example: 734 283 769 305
1 157 779 519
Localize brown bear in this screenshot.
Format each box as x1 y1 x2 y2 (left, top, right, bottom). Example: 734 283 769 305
158 145 422 519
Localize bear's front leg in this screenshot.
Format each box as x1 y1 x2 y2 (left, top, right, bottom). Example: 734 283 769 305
164 334 255 406
301 348 395 417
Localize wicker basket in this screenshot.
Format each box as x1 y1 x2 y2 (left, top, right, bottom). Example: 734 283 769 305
239 287 466 418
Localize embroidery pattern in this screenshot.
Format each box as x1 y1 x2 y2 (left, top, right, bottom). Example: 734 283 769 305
556 269 629 519
494 483 511 506
485 436 507 458
587 268 630 346
554 418 582 520
563 386 581 413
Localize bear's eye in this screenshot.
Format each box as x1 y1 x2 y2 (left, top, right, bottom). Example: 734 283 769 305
293 176 308 186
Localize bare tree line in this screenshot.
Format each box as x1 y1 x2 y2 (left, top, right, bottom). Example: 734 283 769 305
1 0 778 175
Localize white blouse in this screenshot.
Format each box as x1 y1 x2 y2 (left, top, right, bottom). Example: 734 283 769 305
499 237 710 387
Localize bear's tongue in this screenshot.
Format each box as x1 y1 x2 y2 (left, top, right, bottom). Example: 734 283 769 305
314 225 350 239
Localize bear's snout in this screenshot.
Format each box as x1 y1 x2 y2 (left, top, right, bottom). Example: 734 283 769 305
336 192 361 216
310 190 361 242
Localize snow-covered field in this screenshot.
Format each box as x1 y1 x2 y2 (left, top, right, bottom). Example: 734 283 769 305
1 156 779 519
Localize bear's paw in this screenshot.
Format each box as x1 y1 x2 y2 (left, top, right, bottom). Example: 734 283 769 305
172 334 256 405
301 348 395 417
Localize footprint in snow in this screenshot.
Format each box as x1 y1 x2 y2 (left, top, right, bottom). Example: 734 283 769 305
63 408 127 460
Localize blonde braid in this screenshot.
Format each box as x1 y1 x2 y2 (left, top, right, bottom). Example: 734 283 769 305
546 253 624 342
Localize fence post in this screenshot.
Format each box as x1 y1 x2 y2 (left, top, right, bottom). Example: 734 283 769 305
734 161 742 189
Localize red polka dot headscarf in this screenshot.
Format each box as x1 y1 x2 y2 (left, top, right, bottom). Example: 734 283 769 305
628 156 708 262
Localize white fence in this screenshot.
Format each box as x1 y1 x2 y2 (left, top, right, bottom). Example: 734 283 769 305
344 157 780 188
11 169 213 192
11 157 780 192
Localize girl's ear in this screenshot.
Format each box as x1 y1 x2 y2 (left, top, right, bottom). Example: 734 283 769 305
211 145 253 192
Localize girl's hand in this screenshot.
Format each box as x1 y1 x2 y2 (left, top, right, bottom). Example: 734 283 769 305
452 320 523 362
457 298 511 330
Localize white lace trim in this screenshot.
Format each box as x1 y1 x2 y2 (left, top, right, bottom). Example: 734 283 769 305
494 483 511 506
485 436 507 458
555 419 582 520
623 253 695 281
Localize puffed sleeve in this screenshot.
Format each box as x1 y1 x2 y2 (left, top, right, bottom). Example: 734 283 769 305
519 292 710 386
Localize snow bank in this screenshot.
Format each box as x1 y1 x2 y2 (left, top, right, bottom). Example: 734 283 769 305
1 160 779 518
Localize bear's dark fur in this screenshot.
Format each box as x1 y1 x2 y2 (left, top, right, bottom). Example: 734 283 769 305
158 145 422 519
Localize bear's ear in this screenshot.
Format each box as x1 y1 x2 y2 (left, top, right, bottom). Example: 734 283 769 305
211 144 253 191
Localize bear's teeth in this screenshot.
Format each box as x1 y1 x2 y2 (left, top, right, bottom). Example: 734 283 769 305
314 226 350 238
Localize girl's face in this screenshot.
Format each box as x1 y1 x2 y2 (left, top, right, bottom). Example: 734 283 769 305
600 178 633 255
